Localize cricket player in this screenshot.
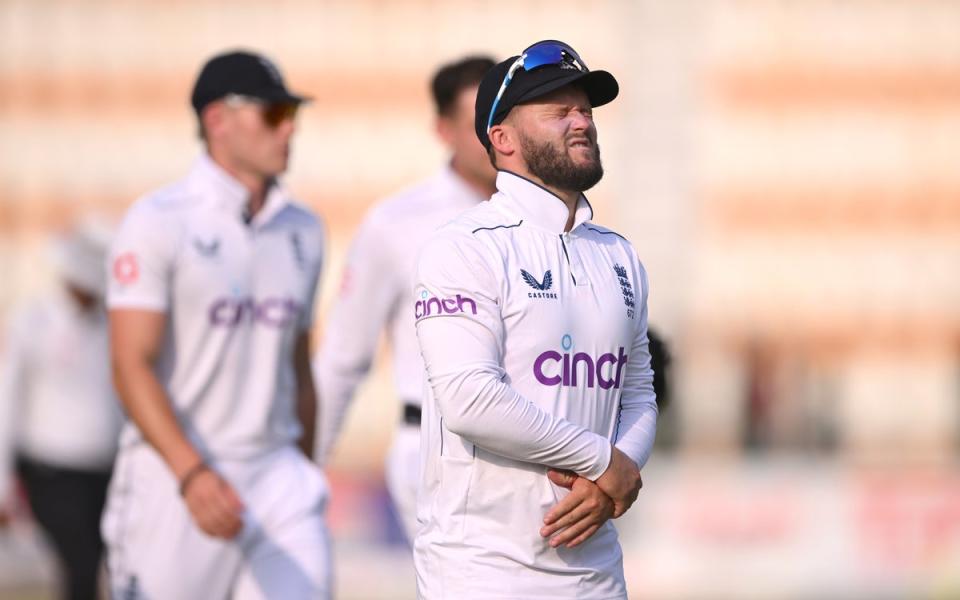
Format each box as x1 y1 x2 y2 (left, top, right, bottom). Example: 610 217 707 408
101 50 330 599
413 41 657 599
313 56 497 540
0 219 121 600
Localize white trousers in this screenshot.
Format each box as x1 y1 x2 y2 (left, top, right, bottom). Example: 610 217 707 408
385 424 421 543
102 443 332 599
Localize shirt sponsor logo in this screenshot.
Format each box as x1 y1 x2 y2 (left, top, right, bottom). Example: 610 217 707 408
415 291 477 320
208 296 302 328
193 237 220 258
614 263 635 319
521 268 558 299
533 334 628 390
112 252 139 285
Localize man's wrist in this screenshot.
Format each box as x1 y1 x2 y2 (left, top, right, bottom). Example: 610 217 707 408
178 461 210 496
162 439 205 480
583 441 614 482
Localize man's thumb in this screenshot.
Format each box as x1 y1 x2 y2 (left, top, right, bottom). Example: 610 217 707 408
547 469 577 489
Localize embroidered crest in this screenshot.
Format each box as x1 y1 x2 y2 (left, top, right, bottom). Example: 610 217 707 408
192 237 220 258
289 232 306 269
112 252 139 285
613 263 635 319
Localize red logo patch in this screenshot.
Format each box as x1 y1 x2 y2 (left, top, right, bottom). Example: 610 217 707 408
338 268 352 297
113 252 139 285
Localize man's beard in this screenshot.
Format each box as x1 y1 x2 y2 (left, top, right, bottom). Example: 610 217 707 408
518 130 604 192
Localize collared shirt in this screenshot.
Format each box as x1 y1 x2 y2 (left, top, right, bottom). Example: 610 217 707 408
107 154 324 460
413 171 658 600
312 165 485 460
0 289 122 500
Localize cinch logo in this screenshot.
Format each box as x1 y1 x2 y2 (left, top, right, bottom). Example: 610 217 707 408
414 291 477 320
208 297 302 328
533 334 628 390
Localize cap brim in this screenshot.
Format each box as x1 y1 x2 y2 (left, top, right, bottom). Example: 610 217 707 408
514 69 618 109
248 88 312 104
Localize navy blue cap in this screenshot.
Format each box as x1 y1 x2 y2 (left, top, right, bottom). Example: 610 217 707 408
475 41 618 150
190 50 309 115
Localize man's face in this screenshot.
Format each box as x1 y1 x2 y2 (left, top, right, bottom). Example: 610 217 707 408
217 98 297 179
510 85 603 192
439 84 497 187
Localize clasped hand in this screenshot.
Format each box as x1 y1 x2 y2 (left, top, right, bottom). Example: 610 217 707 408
181 468 245 539
540 447 642 549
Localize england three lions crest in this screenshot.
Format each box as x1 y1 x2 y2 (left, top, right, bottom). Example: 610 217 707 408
614 264 635 319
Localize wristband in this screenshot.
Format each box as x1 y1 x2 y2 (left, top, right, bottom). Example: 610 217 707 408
178 462 210 497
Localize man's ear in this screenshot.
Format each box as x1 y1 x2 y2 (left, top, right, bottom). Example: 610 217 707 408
488 122 517 159
435 114 454 147
201 102 226 141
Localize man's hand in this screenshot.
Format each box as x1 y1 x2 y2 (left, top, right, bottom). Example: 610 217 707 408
593 446 642 518
181 468 245 539
540 469 615 549
0 491 17 529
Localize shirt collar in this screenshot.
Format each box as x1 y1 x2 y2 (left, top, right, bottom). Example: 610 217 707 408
189 153 289 225
437 162 490 207
492 170 593 233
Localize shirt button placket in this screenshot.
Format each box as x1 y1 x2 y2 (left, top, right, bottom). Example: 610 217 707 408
562 232 589 287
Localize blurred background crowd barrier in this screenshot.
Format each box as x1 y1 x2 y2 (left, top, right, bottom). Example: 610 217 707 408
1 1 958 598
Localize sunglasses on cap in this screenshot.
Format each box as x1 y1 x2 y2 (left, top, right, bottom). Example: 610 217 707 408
486 41 589 134
224 93 300 128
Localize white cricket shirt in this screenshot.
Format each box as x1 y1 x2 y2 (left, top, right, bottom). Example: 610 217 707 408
414 171 658 600
312 165 484 459
0 290 122 500
107 154 324 460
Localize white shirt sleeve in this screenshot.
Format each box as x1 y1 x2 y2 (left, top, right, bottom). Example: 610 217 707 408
313 215 399 461
106 203 178 311
415 233 612 481
0 306 31 503
613 263 658 468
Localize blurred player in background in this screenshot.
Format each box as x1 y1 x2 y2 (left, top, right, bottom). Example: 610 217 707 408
102 50 330 599
312 55 496 541
413 40 657 598
0 218 121 600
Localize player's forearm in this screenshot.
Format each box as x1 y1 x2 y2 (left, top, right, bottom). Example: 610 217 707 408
614 400 657 469
0 442 13 505
112 357 202 479
313 352 371 460
0 424 14 504
296 387 317 457
0 372 19 504
312 270 394 460
0 335 25 502
432 366 612 479
614 299 658 468
294 332 317 457
420 314 612 478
